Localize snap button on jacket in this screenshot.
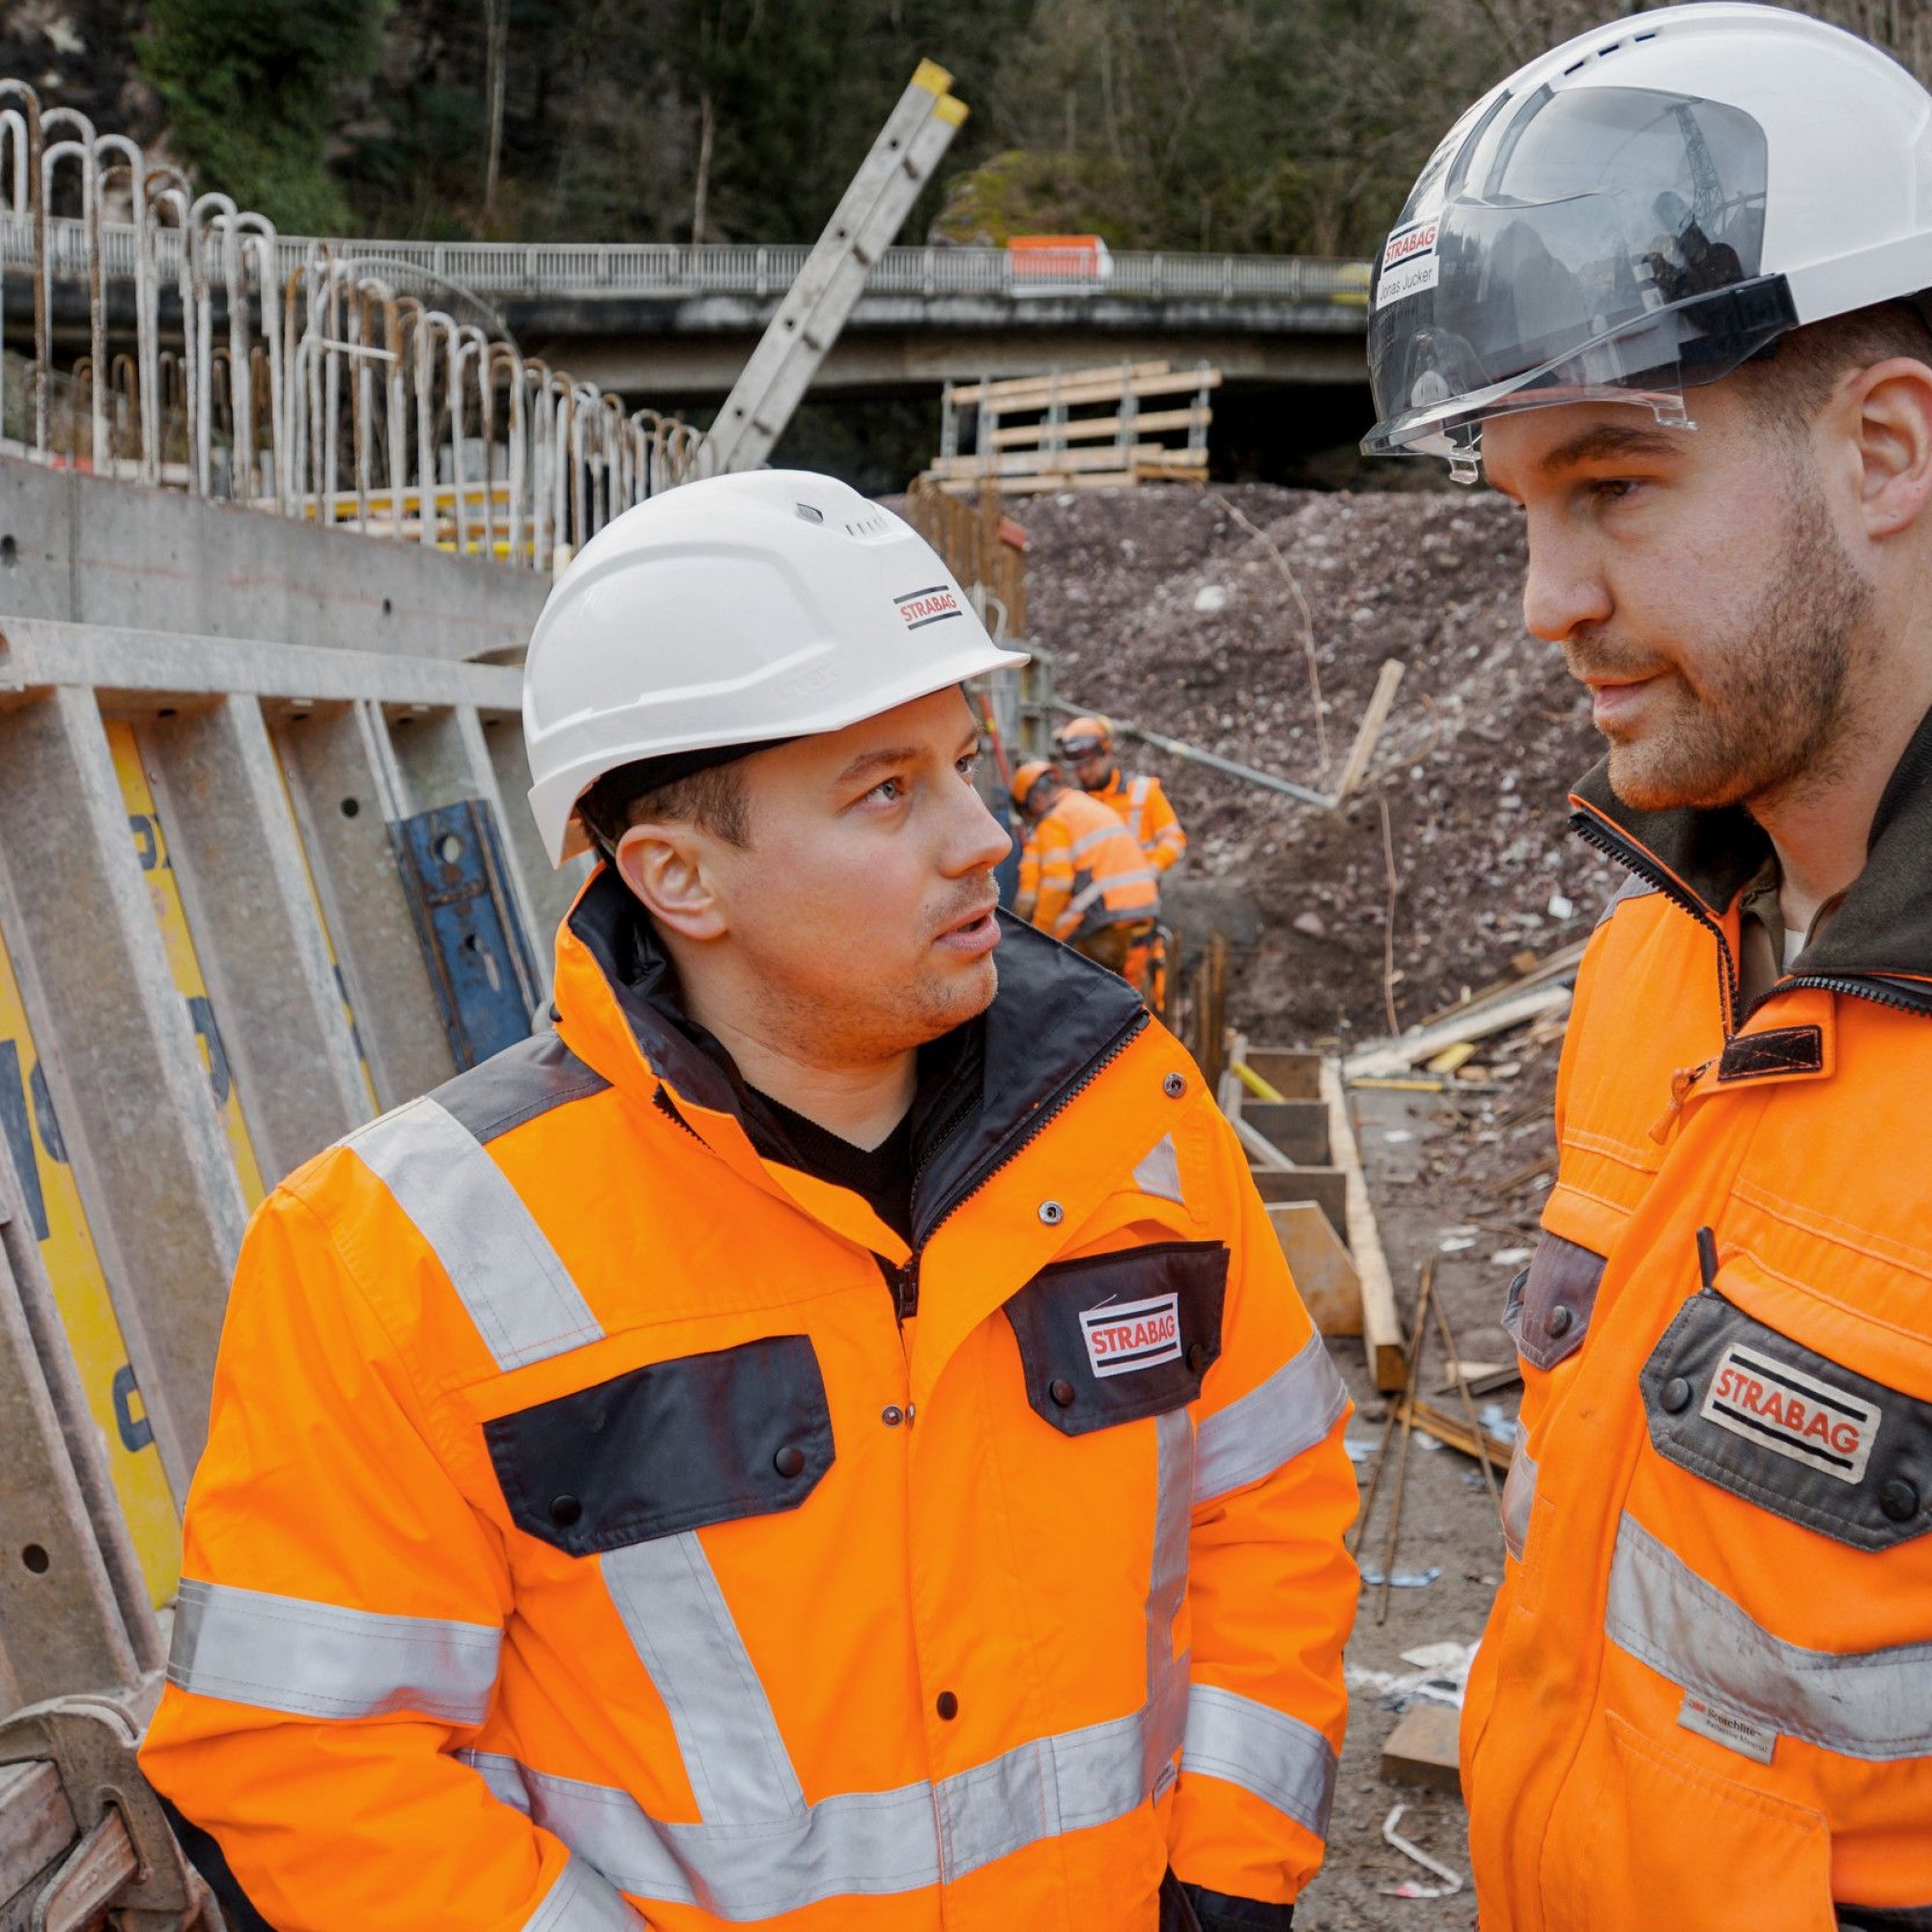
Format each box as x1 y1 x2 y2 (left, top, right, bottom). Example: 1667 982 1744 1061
140 877 1356 1932
1465 731 1932 1932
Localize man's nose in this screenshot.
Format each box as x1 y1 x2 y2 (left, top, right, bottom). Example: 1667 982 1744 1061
1520 517 1613 643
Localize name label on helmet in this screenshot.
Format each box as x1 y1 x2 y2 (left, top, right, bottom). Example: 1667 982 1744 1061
1700 1342 1881 1484
1080 1293 1182 1378
895 583 963 632
1378 216 1440 309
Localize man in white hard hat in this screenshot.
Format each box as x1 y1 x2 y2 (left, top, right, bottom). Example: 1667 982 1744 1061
1363 7 1932 1925
142 470 1358 1932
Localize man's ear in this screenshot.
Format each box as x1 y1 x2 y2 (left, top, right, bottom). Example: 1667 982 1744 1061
613 821 728 942
1846 355 1932 540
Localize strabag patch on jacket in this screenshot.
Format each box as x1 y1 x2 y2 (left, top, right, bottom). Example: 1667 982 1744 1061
1504 1232 1605 1373
1004 1240 1227 1437
1639 1290 1932 1550
484 1334 836 1555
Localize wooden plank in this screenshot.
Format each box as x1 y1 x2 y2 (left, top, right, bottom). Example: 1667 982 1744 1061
1268 1202 1361 1337
1240 1100 1329 1165
0 1762 77 1907
1248 1166 1349 1244
1402 1395 1513 1466
950 367 1224 413
1345 982 1574 1080
927 442 1169 481
1381 1704 1463 1796
1242 1047 1323 1100
1331 657 1406 804
949 360 1172 408
935 469 1141 497
1321 1056 1406 1390
985 406 1210 449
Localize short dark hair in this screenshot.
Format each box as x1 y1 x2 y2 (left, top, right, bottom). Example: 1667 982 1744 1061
576 758 752 855
1734 298 1932 434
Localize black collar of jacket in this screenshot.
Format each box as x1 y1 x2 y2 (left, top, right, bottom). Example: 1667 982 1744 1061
566 868 1149 1240
1571 701 1932 985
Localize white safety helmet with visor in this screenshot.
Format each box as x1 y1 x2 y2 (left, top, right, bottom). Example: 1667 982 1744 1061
1363 3 1932 480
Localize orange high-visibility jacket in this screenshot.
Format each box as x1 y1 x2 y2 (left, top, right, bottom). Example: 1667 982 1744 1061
141 874 1357 1932
1015 788 1160 942
1464 740 1932 1932
1092 768 1188 875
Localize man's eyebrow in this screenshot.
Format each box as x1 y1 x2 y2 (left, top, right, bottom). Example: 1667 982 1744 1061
1541 422 1683 473
836 728 982 786
835 745 923 784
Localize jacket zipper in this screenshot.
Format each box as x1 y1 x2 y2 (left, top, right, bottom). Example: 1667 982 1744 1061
892 1008 1152 1318
1575 813 1932 1032
1572 811 1742 1032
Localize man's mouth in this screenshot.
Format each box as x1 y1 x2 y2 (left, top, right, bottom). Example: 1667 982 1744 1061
934 900 1002 954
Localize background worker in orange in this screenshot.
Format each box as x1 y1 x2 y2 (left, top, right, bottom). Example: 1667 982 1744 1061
140 472 1357 1932
1056 715 1189 877
1010 758 1159 980
1364 8 1932 1927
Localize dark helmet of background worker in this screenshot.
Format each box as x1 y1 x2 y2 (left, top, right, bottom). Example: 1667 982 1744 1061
523 469 1026 867
1052 714 1117 791
1009 758 1064 817
1360 1 1932 485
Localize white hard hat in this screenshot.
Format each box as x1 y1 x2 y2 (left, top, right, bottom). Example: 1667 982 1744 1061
1363 4 1932 476
523 470 1029 864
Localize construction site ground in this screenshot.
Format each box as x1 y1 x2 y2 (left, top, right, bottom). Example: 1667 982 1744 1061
1014 482 1597 1920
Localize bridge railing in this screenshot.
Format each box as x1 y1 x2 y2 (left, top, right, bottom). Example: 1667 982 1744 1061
2 213 1370 307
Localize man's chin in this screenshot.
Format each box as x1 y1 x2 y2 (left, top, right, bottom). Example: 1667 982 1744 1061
1605 738 1749 815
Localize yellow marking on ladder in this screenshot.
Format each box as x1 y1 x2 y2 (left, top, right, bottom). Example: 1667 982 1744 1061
106 724 268 1208
0 926 182 1605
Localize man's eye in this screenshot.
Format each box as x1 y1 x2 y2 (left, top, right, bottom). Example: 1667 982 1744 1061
1591 478 1638 503
956 754 980 781
867 777 906 804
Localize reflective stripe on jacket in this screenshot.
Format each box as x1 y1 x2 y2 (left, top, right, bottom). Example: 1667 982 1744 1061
1463 726 1932 1932
140 875 1357 1932
1092 768 1188 874
1015 788 1160 940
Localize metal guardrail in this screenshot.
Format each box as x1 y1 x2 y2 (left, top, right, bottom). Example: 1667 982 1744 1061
3 213 1371 309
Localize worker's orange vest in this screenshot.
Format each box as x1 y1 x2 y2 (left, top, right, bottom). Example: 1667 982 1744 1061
1090 768 1187 871
1019 788 1159 941
141 873 1357 1932
1464 740 1932 1932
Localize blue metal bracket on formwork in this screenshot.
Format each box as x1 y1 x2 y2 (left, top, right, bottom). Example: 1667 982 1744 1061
390 799 542 1071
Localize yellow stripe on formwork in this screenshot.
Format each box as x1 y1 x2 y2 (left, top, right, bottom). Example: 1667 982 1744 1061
272 750 379 1115
106 724 268 1208
0 928 182 1605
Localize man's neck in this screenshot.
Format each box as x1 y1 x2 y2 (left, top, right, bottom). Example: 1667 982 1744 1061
1751 686 1928 938
687 994 917 1151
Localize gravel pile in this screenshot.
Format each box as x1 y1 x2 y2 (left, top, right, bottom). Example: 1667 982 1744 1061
1017 483 1624 1048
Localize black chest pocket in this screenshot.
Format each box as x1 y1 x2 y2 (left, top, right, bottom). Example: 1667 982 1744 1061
1640 1291 1932 1550
1003 1240 1229 1438
483 1334 835 1556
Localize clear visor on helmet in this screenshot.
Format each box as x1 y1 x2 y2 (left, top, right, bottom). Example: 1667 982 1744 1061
1364 83 1793 475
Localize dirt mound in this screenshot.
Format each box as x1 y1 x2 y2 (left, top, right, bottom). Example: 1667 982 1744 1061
1018 483 1621 1045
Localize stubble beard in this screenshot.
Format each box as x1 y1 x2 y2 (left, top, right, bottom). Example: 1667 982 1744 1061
1577 477 1875 814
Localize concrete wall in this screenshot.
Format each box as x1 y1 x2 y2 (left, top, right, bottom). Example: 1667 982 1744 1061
0 459 551 661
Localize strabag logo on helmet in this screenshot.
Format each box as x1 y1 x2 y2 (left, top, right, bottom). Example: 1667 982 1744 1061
1377 217 1440 310
1700 1343 1881 1484
1080 1293 1182 1378
895 583 962 633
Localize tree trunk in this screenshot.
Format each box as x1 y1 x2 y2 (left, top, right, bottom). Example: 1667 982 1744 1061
482 0 509 221
692 89 716 244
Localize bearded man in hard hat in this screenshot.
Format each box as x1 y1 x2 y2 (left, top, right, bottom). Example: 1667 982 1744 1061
141 470 1357 1932
1010 757 1160 983
1364 7 1932 1926
1055 716 1189 879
